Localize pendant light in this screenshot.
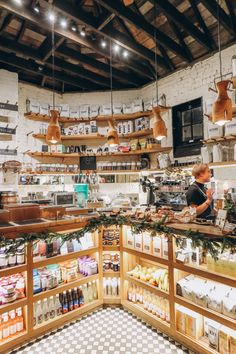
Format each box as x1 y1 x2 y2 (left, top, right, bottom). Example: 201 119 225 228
212 0 232 126
152 3 167 141
46 14 61 144
107 40 119 147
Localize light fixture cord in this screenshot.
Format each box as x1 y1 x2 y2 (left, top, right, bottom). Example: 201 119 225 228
52 13 55 109
154 1 158 103
217 0 222 81
110 39 113 118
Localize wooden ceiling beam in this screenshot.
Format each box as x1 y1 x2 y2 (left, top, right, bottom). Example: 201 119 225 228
97 13 115 30
167 19 193 62
152 0 213 51
58 46 142 86
0 0 153 81
40 36 65 62
0 50 102 91
0 36 126 89
225 0 236 36
16 20 27 43
93 0 189 61
189 0 216 49
200 0 234 36
0 13 13 35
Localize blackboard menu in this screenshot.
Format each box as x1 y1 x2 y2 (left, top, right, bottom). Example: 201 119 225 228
80 156 97 170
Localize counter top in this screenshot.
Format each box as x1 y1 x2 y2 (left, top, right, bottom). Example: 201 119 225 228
167 222 226 237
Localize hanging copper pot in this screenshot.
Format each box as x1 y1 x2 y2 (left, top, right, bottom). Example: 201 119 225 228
152 106 167 141
212 80 232 126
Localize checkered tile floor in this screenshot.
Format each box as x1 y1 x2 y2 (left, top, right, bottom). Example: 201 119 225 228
11 307 193 354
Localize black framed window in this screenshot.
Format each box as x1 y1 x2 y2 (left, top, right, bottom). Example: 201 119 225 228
172 97 203 158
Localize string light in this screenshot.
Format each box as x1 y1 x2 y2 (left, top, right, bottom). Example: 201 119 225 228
80 29 86 37
123 50 128 58
60 19 67 28
34 6 40 13
71 25 77 32
101 40 107 48
113 44 120 53
48 12 56 23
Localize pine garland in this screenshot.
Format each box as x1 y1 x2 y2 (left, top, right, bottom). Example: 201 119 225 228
0 214 235 260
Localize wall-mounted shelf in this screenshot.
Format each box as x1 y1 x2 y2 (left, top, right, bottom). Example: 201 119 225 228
27 147 171 160
32 129 153 142
24 107 170 124
203 135 236 145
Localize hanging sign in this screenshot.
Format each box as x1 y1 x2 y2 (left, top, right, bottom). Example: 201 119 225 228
0 102 18 112
0 126 16 135
80 156 97 170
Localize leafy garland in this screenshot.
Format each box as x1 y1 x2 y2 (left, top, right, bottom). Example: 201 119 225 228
0 214 235 260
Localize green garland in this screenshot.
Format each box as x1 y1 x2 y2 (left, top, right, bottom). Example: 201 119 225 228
0 214 235 260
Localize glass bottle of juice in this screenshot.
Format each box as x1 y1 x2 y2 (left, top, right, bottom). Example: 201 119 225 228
16 308 24 332
78 286 84 307
92 281 98 300
67 289 74 311
49 296 56 319
36 301 43 325
73 288 79 309
83 284 89 303
62 291 69 314
9 310 17 336
42 299 50 321
2 313 10 340
55 294 62 316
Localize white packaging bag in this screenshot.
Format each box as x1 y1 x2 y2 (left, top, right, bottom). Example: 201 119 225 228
225 118 236 136
201 146 212 164
207 122 223 139
212 144 223 162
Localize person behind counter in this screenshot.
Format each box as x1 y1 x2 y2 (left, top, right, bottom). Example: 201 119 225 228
186 163 215 220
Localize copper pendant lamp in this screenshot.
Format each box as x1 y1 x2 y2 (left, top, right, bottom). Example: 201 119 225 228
46 16 61 145
107 40 119 147
152 106 167 141
211 0 232 126
152 3 167 141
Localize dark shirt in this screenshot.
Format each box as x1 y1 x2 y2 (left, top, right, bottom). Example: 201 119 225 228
186 182 212 219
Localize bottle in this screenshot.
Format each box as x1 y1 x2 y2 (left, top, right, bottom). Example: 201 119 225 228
16 308 24 332
9 310 17 336
42 299 50 322
62 291 68 314
49 296 56 319
92 281 98 300
67 290 74 311
73 288 79 309
78 286 84 307
128 283 133 302
55 294 62 316
82 284 88 303
87 282 93 302
2 313 10 339
36 301 43 325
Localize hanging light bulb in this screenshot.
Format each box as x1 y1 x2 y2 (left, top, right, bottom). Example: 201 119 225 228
152 106 167 141
211 0 232 126
46 14 61 145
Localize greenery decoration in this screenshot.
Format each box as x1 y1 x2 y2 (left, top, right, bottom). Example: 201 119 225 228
0 214 235 260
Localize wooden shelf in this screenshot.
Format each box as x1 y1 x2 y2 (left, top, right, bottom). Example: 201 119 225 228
96 111 152 121
103 271 120 278
33 129 153 142
122 247 169 266
103 296 121 304
33 247 98 268
0 331 28 353
33 133 106 141
122 300 170 329
0 264 27 277
25 113 88 125
103 245 120 251
0 298 27 315
27 147 171 160
173 262 236 288
175 295 236 331
203 135 236 145
125 274 169 299
33 273 99 302
209 160 236 168
33 300 102 331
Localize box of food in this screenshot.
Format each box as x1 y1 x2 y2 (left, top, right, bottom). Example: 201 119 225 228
144 99 153 111
80 105 90 119
134 233 143 251
176 309 185 334
69 106 80 119
132 98 143 113
152 236 162 257
101 104 112 116
207 122 223 139
225 118 236 136
143 232 152 254
123 103 133 114
185 309 203 339
126 228 134 248
113 103 123 114
219 326 230 354
39 103 49 115
90 105 99 118
60 104 70 118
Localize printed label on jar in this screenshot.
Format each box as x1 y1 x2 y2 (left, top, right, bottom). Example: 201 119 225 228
3 327 9 338
16 321 24 332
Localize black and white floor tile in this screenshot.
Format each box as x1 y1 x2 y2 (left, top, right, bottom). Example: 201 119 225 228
11 307 194 354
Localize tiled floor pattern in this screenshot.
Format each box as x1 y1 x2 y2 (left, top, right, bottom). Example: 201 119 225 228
11 307 194 354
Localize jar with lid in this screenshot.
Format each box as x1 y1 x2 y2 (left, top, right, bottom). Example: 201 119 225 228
16 244 25 265
0 247 8 269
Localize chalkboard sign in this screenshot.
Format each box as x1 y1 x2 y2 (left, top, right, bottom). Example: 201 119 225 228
80 156 97 170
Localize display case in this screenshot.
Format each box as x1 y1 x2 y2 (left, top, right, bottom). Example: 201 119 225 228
0 220 235 354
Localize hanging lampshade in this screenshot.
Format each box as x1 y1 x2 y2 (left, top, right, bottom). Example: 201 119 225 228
212 80 232 126
46 109 61 144
152 106 167 141
107 118 119 146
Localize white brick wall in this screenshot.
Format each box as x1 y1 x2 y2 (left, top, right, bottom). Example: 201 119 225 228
1 43 236 192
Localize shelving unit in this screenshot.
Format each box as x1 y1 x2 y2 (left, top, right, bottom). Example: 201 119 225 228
0 221 235 354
